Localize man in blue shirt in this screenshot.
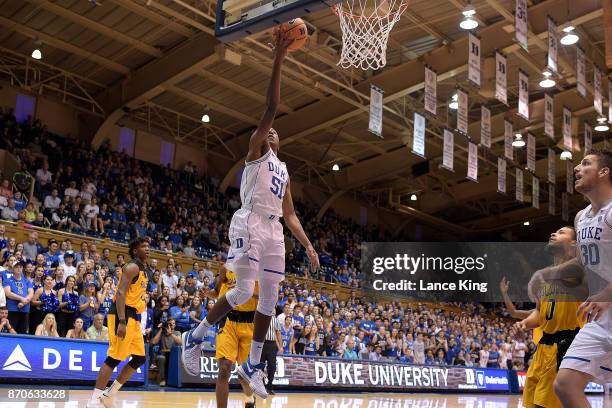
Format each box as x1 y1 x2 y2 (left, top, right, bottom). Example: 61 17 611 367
3 261 33 333
43 239 62 268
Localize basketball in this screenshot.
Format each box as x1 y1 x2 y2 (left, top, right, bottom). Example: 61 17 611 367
273 18 308 51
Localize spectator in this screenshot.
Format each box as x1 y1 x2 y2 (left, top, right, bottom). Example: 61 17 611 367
66 317 88 339
162 265 178 300
30 273 60 330
35 161 53 196
99 248 114 271
2 198 19 221
35 313 59 337
64 181 79 199
343 339 359 360
86 313 109 341
0 274 5 307
79 282 99 330
0 305 16 333
169 295 190 332
183 239 195 257
23 202 37 223
62 251 77 282
57 275 79 336
0 179 12 200
151 318 181 387
13 191 26 212
22 231 42 261
83 197 100 232
3 260 33 333
43 189 61 213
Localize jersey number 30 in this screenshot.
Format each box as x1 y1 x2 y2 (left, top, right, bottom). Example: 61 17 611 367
580 243 600 266
270 176 285 199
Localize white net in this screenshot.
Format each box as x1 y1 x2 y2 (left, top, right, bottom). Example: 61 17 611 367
333 0 409 70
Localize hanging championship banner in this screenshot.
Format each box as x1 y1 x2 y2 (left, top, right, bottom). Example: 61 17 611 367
498 158 507 194
562 192 568 222
594 68 602 116
368 85 383 137
527 133 536 173
504 121 513 161
576 47 586 98
468 33 481 87
457 90 468 134
609 79 612 124
424 66 437 116
548 148 556 184
549 184 556 216
547 16 558 73
496 52 508 105
518 70 529 121
545 93 554 140
562 107 572 150
442 129 454 172
467 142 478 182
515 0 528 51
585 122 592 153
566 160 574 194
481 106 491 148
412 112 426 158
516 169 524 202
532 176 540 209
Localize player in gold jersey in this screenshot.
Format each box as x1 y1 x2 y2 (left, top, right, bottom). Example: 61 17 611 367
515 226 586 408
207 265 257 408
87 238 150 408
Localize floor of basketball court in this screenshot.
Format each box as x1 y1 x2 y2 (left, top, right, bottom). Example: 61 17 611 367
1 390 610 408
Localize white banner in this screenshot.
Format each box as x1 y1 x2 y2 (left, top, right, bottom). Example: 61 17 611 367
368 85 383 137
566 160 574 194
563 107 572 150
457 90 468 134
576 47 586 98
496 52 508 105
594 68 603 116
467 142 478 182
547 16 558 74
609 79 612 124
527 133 536 173
545 93 554 140
548 148 556 184
412 112 426 158
424 66 437 116
468 33 481 87
549 184 555 216
498 158 507 194
504 120 514 161
585 122 592 153
480 106 491 148
518 70 529 120
515 0 528 51
516 168 524 202
532 176 540 209
442 129 454 171
562 192 568 222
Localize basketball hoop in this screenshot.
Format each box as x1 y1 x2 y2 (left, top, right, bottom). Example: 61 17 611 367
332 0 410 70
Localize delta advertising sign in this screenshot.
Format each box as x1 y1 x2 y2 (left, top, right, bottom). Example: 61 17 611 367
176 352 509 392
0 334 146 385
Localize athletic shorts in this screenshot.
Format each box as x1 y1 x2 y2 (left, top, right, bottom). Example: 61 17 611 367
215 320 254 364
107 314 145 361
226 208 285 283
523 343 561 408
559 310 612 383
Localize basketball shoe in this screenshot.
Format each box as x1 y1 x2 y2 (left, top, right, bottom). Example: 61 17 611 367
237 359 268 399
181 329 203 376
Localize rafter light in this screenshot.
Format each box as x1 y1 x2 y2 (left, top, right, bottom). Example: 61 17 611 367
512 133 525 148
539 70 556 88
560 26 579 45
594 117 609 132
459 3 478 30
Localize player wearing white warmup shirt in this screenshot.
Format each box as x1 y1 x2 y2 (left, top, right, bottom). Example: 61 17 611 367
181 30 320 400
538 149 612 408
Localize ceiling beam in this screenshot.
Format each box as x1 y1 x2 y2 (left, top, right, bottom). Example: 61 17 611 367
0 15 130 75
107 0 193 38
26 0 162 58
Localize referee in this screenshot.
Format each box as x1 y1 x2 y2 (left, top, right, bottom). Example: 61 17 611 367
260 311 282 395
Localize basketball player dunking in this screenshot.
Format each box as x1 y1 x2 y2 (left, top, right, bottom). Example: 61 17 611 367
181 30 319 399
87 238 150 408
534 149 611 408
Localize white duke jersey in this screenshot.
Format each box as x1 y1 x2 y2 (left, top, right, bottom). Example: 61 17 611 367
240 148 288 217
575 199 612 297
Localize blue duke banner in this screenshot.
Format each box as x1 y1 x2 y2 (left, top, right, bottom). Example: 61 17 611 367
0 334 147 385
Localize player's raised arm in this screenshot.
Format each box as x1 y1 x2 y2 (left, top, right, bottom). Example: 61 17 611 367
282 180 320 271
499 277 533 319
246 32 291 163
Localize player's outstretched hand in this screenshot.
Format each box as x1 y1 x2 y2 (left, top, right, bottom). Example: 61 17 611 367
270 27 293 60
499 277 509 294
577 292 611 322
306 245 320 272
513 321 527 339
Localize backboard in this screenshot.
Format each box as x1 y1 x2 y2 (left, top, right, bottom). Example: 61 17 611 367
215 0 340 42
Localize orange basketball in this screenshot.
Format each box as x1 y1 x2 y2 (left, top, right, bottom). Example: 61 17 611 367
273 18 308 51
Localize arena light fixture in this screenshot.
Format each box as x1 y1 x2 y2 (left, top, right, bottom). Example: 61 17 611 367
560 26 579 46
410 194 418 201
459 4 478 30
512 133 525 148
539 70 556 89
523 221 530 226
201 114 210 123
448 93 458 110
332 164 340 171
560 150 572 161
594 117 609 132
31 48 42 60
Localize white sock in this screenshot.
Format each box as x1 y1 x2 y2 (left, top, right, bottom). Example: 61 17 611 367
249 341 264 366
244 395 255 404
105 380 123 396
192 318 212 339
91 388 104 401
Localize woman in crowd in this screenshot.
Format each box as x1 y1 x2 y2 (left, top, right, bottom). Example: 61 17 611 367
153 295 171 329
31 272 61 332
35 313 59 337
78 281 99 330
66 317 88 339
188 295 204 329
57 275 79 336
169 294 190 332
304 324 319 356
